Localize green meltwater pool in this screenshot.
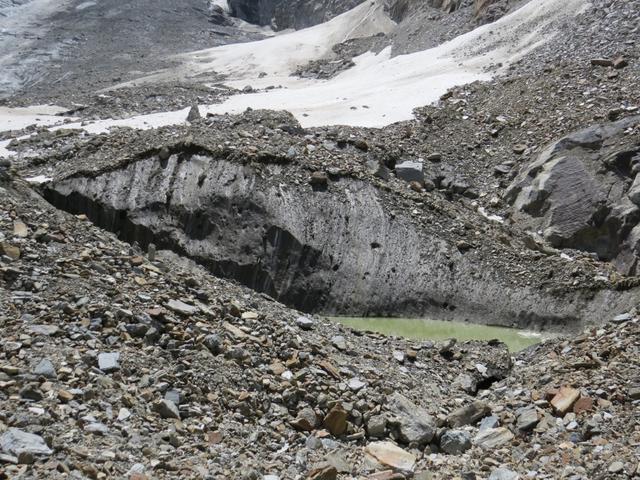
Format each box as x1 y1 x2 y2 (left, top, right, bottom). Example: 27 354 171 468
330 317 550 352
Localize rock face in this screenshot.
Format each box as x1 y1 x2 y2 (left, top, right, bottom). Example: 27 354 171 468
44 146 638 328
227 0 363 30
506 116 640 275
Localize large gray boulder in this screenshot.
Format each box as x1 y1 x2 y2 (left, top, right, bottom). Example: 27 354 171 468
505 115 640 274
387 392 436 445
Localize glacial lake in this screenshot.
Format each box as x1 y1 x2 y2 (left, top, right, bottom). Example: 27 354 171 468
331 317 549 352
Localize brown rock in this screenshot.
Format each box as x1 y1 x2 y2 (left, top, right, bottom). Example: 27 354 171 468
323 404 348 436
365 441 416 473
447 400 491 427
308 466 337 480
591 58 614 67
0 242 20 260
551 386 581 414
367 471 406 480
613 57 628 69
573 396 593 414
292 407 318 432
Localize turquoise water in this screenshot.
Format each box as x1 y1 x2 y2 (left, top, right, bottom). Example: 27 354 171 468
330 317 547 352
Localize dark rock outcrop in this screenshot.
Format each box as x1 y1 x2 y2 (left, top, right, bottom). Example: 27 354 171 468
43 149 638 330
227 0 364 30
505 115 640 274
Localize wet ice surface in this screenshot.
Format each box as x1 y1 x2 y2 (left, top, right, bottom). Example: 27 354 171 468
0 0 73 96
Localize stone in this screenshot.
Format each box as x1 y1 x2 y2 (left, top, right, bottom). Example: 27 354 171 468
325 451 350 473
427 152 442 162
0 242 20 260
612 57 628 69
573 396 593 414
203 334 222 354
308 466 337 480
296 316 315 330
590 58 613 67
479 415 500 431
27 324 59 336
292 407 317 431
165 299 198 316
512 144 527 154
0 429 52 457
33 358 56 379
388 392 436 445
453 373 477 394
628 387 640 400
13 221 28 238
440 430 472 454
323 404 348 436
488 469 519 480
365 441 416 473
186 105 201 122
153 399 181 419
310 171 329 187
612 313 633 323
551 386 581 414
516 406 539 431
473 427 514 449
395 160 424 184
447 401 491 428
98 352 120 372
348 378 366 392
608 461 624 473
366 415 387 438
331 336 347 351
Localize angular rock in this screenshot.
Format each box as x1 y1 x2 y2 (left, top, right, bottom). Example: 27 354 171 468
153 399 181 419
440 430 472 455
388 392 436 445
365 441 416 473
516 406 539 431
98 352 120 372
165 299 197 316
292 407 318 431
488 469 520 480
395 160 424 184
474 427 514 449
0 429 52 457
323 403 348 436
551 386 580 414
447 401 491 428
33 358 56 379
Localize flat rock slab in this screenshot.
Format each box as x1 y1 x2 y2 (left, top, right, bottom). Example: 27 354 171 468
365 441 416 473
165 299 198 316
474 427 514 450
98 352 120 372
0 428 52 456
551 386 580 414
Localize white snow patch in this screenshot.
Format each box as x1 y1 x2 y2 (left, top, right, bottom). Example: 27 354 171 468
115 0 396 89
0 105 72 132
209 0 230 13
25 175 53 184
200 0 589 127
478 206 504 224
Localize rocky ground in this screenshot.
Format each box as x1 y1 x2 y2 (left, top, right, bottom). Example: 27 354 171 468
1 173 640 479
2 0 640 478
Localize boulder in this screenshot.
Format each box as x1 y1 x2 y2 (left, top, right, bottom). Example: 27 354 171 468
388 393 436 445
506 116 640 272
0 429 52 457
364 441 416 473
395 160 424 184
447 401 491 428
440 430 472 454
